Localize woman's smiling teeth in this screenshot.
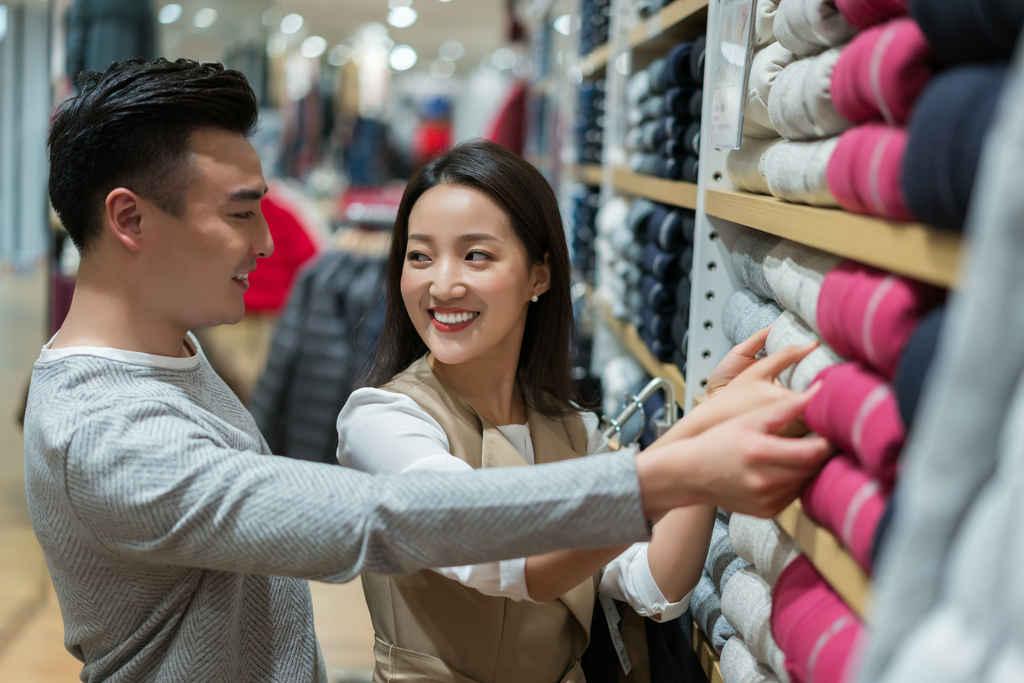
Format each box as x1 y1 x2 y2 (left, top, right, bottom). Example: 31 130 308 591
432 310 479 324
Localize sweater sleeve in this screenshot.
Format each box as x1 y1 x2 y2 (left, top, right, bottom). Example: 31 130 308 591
63 399 650 583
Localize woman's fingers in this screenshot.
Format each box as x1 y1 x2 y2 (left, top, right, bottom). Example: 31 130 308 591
733 325 772 358
742 382 821 435
747 341 819 382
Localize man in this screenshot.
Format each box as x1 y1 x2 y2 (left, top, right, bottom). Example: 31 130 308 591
26 58 829 682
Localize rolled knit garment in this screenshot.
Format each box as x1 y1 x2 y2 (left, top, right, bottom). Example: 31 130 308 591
659 138 683 160
656 156 685 181
731 231 783 300
689 88 703 120
641 119 667 150
691 34 707 83
662 41 696 90
774 0 857 58
727 137 784 195
771 556 865 683
624 126 643 153
641 274 676 313
764 136 841 207
627 198 658 235
909 0 1024 64
871 493 896 566
692 571 738 654
826 124 914 220
756 0 781 47
803 362 906 488
765 311 843 391
722 636 783 683
671 308 689 346
641 242 684 282
721 566 791 681
681 155 700 183
800 453 888 572
746 43 799 140
831 18 937 127
647 206 695 250
675 275 692 318
660 115 687 141
626 68 653 106
768 48 851 141
816 260 944 379
629 151 660 176
707 511 751 594
665 85 699 117
834 0 906 30
639 93 668 122
678 246 695 277
641 306 674 341
643 331 677 362
722 289 784 347
729 513 801 586
648 57 667 95
762 240 841 333
893 305 944 430
903 65 1008 231
684 121 701 154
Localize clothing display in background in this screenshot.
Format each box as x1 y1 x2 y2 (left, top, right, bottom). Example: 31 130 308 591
485 83 525 157
773 0 856 58
66 0 155 83
854 38 1024 683
721 635 782 683
721 566 789 682
908 0 1024 65
576 79 606 164
249 234 387 464
244 183 328 313
892 305 944 429
571 185 601 284
834 0 907 30
826 124 912 220
729 514 800 587
767 48 849 141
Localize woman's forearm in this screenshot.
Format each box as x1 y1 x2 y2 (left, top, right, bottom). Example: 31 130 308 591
525 546 631 602
646 504 717 602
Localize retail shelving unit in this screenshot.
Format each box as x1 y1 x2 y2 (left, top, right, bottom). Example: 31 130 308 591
611 168 698 209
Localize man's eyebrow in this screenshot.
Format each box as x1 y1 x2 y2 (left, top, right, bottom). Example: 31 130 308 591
226 186 269 203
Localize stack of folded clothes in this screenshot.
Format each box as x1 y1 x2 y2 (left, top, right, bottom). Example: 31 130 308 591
578 0 611 56
624 35 706 182
570 186 600 284
576 79 606 165
632 200 695 370
595 196 642 320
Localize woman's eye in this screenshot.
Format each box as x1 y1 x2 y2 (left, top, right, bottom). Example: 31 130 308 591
466 251 492 262
406 251 430 262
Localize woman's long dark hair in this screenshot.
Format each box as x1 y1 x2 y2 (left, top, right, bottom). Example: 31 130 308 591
365 139 578 416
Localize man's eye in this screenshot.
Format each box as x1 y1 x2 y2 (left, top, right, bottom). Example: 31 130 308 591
235 211 255 219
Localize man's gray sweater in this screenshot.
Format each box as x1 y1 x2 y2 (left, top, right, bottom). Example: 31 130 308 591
24 339 649 682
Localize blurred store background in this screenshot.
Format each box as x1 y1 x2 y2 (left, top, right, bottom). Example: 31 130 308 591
0 0 592 679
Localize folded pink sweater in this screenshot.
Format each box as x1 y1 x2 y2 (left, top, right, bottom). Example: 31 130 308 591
800 454 888 572
804 362 905 489
825 123 915 220
771 556 865 683
816 260 943 378
831 17 937 126
834 0 907 30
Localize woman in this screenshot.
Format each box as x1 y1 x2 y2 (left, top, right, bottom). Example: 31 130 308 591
337 140 818 683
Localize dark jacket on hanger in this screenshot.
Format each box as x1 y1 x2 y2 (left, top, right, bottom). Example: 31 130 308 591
66 0 156 83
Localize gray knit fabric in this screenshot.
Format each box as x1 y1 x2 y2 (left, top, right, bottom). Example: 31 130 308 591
722 289 785 347
763 136 840 207
727 137 783 195
745 43 798 140
721 636 782 683
721 565 789 682
774 0 856 58
732 231 783 301
766 310 843 391
762 239 840 333
729 513 800 586
24 346 649 682
768 48 851 141
692 571 738 655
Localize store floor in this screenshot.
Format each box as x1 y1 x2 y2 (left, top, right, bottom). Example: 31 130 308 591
0 267 375 681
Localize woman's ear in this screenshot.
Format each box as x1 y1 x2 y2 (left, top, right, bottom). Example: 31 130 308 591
105 188 146 251
532 252 552 298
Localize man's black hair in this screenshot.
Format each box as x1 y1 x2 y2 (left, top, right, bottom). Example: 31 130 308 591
48 58 259 252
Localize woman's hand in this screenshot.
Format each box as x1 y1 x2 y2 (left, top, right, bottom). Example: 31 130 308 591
659 336 818 441
636 387 834 519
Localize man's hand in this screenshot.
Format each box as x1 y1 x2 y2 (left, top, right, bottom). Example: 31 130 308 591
636 387 834 519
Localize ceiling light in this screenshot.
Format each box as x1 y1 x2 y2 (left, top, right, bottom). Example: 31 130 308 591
301 36 328 59
512 55 532 78
553 14 571 36
438 39 463 61
387 6 417 28
280 13 304 35
491 47 516 70
328 44 353 66
430 58 456 79
479 54 499 75
389 45 418 71
388 0 412 7
158 4 182 25
267 34 288 57
262 7 282 26
193 8 217 29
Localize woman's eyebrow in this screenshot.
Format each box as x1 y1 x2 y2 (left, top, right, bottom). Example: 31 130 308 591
407 233 502 244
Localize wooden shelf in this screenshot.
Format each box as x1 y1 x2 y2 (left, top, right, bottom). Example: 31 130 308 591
693 621 725 683
775 499 871 619
579 43 609 77
596 300 687 410
630 0 710 49
705 189 962 288
612 168 698 209
574 164 602 186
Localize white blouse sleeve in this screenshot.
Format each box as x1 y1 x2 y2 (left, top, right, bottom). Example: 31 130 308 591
336 387 535 602
582 411 691 621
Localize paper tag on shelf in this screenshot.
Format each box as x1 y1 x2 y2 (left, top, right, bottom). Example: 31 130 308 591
599 594 632 675
709 0 759 150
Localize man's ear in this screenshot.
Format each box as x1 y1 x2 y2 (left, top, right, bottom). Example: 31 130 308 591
532 252 552 297
104 188 146 251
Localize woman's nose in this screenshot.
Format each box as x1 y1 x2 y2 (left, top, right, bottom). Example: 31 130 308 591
429 258 467 300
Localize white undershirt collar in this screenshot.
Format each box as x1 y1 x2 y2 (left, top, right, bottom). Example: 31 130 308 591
38 331 201 371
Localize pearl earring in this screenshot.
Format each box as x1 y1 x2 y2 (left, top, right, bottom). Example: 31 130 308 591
531 295 539 302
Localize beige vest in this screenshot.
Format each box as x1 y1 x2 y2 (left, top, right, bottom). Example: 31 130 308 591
363 356 596 683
